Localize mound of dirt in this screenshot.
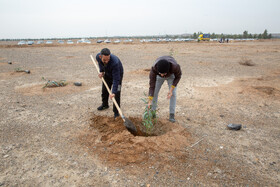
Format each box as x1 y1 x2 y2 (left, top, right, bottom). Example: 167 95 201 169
0 62 7 66
253 86 280 96
78 115 193 166
15 82 89 96
0 71 29 79
129 68 150 75
57 56 76 59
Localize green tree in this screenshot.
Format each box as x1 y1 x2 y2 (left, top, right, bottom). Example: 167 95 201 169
268 33 272 39
262 29 268 39
211 33 217 39
193 32 197 39
243 30 248 38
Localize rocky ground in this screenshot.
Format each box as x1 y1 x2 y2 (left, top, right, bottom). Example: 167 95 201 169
0 40 279 186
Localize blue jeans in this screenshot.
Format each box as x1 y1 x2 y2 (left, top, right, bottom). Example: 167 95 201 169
151 74 177 114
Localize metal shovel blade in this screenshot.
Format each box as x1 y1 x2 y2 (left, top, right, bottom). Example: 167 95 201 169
123 117 137 135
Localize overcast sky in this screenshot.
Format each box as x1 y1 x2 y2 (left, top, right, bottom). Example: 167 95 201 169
0 0 279 39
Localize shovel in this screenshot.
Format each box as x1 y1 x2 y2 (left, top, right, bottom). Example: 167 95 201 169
90 55 137 135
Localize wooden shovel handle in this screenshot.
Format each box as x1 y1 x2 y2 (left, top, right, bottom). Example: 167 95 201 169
90 55 124 120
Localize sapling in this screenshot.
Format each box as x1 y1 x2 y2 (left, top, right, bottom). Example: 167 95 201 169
169 48 176 57
141 96 157 136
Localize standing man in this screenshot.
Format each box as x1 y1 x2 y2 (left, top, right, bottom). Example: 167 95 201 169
96 48 123 118
148 56 182 122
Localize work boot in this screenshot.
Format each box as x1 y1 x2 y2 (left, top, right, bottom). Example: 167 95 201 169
97 104 109 111
114 112 120 119
169 113 176 123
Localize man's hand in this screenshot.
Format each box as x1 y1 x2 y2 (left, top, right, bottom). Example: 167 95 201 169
167 91 172 99
109 94 115 100
167 87 174 99
98 72 104 78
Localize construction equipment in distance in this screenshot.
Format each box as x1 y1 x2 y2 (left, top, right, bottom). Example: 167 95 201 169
198 34 210 41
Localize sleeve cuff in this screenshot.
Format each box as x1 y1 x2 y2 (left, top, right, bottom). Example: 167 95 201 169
148 96 153 100
171 85 176 88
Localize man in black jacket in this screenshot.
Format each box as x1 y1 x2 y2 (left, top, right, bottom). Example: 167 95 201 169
96 48 123 118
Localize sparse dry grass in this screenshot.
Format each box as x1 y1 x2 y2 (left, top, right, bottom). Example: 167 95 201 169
239 57 255 66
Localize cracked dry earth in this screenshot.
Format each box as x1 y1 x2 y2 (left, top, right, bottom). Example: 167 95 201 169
0 40 280 186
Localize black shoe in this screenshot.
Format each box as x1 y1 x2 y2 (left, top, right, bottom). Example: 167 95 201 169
114 113 120 119
97 105 109 111
169 113 176 123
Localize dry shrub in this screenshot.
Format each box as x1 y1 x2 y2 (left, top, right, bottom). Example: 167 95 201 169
15 67 25 72
42 77 67 88
239 58 255 66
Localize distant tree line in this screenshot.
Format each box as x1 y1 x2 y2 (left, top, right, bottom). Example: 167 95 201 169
192 29 272 39
0 29 274 41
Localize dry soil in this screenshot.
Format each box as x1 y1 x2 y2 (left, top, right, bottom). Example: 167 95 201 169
0 40 279 186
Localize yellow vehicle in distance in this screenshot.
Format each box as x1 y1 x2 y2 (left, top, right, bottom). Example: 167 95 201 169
198 34 210 41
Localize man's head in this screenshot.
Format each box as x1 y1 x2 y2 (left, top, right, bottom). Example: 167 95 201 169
157 59 170 76
99 48 111 64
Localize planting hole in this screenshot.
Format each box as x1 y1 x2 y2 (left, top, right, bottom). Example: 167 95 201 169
128 117 171 136
89 115 172 137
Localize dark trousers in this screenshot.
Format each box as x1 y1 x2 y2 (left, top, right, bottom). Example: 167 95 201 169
102 74 123 114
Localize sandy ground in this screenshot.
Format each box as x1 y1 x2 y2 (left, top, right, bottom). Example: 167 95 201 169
0 40 280 186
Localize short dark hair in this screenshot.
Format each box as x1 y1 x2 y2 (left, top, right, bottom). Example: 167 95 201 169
101 48 111 56
157 59 170 73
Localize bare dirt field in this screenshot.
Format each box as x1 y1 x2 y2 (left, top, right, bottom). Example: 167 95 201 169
0 40 279 186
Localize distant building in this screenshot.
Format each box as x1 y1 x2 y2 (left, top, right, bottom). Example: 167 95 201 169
271 33 280 38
